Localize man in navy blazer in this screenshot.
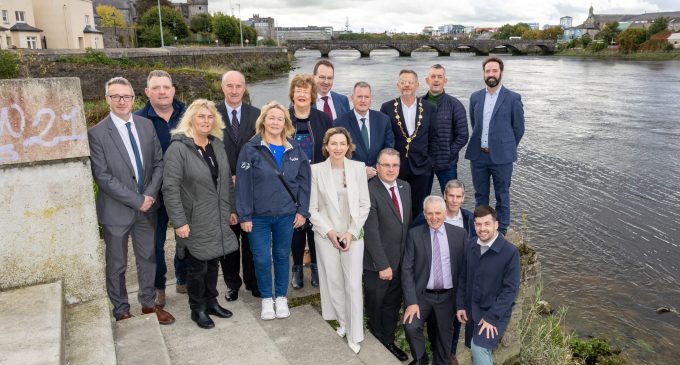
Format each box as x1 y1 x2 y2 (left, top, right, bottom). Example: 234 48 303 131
313 59 350 120
456 205 520 365
380 70 437 218
334 81 394 178
465 57 524 234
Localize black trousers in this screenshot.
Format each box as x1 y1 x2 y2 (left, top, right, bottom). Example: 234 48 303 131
220 223 257 291
404 290 455 365
363 269 403 345
399 163 432 218
187 250 219 312
291 227 316 266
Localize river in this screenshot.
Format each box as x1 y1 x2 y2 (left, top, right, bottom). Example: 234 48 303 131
247 49 680 364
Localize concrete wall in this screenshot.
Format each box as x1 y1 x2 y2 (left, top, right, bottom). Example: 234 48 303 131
100 26 135 48
0 77 105 304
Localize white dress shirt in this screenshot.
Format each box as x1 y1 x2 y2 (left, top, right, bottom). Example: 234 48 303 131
317 93 338 119
400 98 417 135
481 85 502 148
445 209 464 229
380 179 403 221
353 110 371 147
225 102 242 126
110 112 143 175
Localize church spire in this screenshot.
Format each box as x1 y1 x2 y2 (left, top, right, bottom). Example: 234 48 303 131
589 4 594 16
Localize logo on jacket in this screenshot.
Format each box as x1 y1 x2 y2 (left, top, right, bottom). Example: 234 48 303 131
241 162 251 170
289 157 299 162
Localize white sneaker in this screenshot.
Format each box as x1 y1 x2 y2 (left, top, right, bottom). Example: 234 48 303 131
347 341 361 354
261 298 275 320
275 296 290 318
336 326 346 338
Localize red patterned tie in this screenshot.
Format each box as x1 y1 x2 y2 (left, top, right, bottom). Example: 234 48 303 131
390 186 401 222
321 96 333 120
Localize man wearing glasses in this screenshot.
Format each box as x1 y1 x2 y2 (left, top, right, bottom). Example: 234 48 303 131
380 70 437 218
88 77 175 325
313 59 350 121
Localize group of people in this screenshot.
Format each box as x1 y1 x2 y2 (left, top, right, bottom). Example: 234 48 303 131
87 56 525 365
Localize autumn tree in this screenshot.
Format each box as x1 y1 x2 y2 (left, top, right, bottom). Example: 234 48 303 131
647 17 669 37
617 28 647 53
96 5 127 27
134 0 173 18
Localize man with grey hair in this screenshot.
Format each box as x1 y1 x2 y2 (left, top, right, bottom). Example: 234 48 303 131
335 81 394 178
424 64 469 194
402 195 467 365
89 77 175 324
216 70 261 300
135 70 188 306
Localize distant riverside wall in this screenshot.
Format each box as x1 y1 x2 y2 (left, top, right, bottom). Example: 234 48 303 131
15 47 291 102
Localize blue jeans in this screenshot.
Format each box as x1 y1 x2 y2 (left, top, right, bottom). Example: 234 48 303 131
155 204 188 289
248 214 295 299
428 163 459 195
469 154 513 233
470 338 493 365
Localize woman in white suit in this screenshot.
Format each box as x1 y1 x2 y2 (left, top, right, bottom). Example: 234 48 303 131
310 127 371 354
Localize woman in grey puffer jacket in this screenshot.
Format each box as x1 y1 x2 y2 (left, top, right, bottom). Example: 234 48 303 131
162 99 238 329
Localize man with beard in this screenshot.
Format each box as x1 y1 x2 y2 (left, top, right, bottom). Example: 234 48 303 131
380 70 436 218
465 57 524 235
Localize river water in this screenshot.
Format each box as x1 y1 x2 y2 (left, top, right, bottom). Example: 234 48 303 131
248 49 680 364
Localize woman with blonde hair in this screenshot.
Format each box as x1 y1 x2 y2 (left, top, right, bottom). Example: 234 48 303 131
235 101 311 320
288 74 333 289
309 127 370 353
162 99 239 329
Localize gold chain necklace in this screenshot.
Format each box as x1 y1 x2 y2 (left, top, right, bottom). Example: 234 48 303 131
393 98 423 157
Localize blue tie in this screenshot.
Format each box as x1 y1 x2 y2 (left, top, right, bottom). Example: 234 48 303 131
125 122 144 193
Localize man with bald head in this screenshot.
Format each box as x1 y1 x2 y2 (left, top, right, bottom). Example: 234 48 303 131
217 70 261 300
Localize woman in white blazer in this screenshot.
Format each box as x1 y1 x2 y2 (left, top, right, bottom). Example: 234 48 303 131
309 127 371 354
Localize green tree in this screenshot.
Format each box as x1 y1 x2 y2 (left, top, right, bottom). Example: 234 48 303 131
139 6 190 45
647 17 669 37
494 23 531 39
259 38 277 46
521 29 542 40
0 50 20 79
244 25 257 45
134 0 173 17
190 13 212 33
580 33 592 48
211 13 240 45
617 28 647 53
541 26 564 41
596 22 620 44
96 5 127 27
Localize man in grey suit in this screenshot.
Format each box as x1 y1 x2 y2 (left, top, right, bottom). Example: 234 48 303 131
363 148 411 362
402 196 467 365
88 77 175 324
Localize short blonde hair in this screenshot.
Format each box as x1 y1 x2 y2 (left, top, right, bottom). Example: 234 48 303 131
172 99 225 140
288 74 317 105
255 101 295 141
321 127 355 159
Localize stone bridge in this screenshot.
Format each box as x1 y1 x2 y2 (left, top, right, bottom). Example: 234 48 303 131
287 39 556 57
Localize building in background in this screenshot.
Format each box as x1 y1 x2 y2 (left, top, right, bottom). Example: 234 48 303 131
527 22 539 30
577 5 680 38
171 0 208 23
0 0 103 49
560 16 573 29
247 14 276 41
438 24 465 35
91 0 136 25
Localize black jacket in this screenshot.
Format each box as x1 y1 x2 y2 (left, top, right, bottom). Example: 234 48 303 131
217 101 260 176
425 91 469 170
289 108 333 164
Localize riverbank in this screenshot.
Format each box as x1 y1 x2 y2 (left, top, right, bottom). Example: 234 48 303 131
556 48 680 60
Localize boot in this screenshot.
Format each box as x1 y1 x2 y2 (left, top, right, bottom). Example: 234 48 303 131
310 263 319 287
291 265 304 289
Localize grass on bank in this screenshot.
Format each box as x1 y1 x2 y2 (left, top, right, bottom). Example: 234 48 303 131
557 48 680 60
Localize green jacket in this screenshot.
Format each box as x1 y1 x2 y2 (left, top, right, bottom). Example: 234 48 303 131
162 133 238 261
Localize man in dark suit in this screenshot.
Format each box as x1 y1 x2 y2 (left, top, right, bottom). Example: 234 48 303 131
334 81 394 179
456 205 520 365
363 148 412 362
402 195 467 365
134 70 188 307
88 77 174 324
380 69 437 218
465 57 525 234
216 70 261 301
313 59 350 120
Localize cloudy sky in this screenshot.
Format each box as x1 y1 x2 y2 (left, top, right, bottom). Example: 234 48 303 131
206 0 678 32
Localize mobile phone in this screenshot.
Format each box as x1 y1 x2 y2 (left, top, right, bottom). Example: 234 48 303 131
339 238 347 249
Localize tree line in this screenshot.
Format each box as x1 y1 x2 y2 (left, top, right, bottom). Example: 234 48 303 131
96 4 261 47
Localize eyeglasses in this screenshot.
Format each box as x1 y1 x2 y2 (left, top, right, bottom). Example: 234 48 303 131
378 163 400 169
317 76 334 81
108 95 134 102
398 80 416 86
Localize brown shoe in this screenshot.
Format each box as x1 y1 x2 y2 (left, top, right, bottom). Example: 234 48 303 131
115 312 133 321
142 305 175 325
155 289 166 307
448 355 460 365
176 284 187 294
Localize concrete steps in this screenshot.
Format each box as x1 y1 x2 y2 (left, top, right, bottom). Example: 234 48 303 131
64 297 116 365
0 281 64 365
114 314 171 365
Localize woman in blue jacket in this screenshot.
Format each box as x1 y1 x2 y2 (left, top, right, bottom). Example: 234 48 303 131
236 101 311 320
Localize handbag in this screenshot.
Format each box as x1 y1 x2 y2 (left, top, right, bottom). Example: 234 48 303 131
256 147 313 231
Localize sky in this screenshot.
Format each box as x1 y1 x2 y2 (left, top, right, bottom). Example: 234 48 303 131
206 0 679 33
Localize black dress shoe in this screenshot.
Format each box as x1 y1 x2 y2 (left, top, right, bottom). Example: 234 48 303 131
384 342 408 361
225 288 238 301
206 304 233 318
191 311 215 329
408 356 428 365
250 286 261 298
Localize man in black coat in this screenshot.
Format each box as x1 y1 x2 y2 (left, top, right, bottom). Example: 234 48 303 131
216 70 261 300
380 70 436 218
363 148 412 362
